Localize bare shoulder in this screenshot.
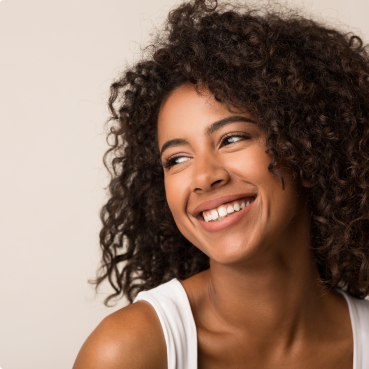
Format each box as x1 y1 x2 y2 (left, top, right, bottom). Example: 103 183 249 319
73 301 167 369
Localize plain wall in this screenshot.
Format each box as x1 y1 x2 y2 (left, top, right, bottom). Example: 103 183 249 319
1 0 369 368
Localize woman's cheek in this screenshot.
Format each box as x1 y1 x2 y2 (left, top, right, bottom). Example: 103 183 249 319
224 150 260 180
165 173 189 223
227 146 272 180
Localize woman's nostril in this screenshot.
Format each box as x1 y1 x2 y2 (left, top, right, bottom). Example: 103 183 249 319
211 179 224 187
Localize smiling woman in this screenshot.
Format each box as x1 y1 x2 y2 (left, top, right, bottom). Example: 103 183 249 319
73 0 369 368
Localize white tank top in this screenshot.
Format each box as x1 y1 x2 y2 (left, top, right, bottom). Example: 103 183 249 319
133 278 369 369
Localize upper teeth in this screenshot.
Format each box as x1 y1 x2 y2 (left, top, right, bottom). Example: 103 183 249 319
202 198 254 222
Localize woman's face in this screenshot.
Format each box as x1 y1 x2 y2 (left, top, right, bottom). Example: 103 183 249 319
157 84 310 266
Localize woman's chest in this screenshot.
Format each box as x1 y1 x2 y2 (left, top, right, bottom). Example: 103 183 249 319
196 328 353 369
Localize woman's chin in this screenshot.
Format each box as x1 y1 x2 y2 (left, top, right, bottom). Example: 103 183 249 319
201 238 262 267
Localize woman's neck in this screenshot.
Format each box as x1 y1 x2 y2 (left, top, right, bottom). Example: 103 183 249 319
206 256 327 343
186 225 345 352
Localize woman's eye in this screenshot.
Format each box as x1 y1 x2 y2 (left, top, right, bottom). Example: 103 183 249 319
222 134 249 146
162 134 249 169
163 156 190 169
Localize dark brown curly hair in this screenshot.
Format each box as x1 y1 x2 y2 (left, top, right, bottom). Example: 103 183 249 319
93 0 369 305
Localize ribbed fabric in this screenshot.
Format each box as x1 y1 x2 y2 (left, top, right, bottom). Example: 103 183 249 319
337 289 369 369
133 279 369 369
133 278 197 369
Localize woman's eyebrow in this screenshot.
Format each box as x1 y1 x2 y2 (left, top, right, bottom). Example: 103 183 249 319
205 116 257 136
160 138 190 158
159 116 257 158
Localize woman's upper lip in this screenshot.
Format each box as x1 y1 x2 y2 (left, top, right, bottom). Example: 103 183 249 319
191 193 257 218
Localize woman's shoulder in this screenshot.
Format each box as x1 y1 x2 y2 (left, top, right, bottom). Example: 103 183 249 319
72 300 167 369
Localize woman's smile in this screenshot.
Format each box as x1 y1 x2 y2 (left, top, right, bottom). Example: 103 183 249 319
194 194 257 233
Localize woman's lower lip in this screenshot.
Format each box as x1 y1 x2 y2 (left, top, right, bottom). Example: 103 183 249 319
196 198 256 233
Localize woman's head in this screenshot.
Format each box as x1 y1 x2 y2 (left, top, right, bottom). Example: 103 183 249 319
158 83 312 268
96 0 369 304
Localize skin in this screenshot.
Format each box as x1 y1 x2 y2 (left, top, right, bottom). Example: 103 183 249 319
73 84 353 369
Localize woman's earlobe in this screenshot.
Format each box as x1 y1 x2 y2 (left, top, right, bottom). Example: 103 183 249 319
302 178 314 188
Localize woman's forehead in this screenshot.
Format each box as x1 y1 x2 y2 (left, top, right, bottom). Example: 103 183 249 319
158 85 249 135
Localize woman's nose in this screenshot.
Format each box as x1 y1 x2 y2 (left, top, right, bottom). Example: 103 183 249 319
189 154 230 193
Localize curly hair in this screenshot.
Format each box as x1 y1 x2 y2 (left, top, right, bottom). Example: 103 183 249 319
93 0 369 305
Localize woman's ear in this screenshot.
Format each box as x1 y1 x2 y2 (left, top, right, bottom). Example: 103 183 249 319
302 178 314 188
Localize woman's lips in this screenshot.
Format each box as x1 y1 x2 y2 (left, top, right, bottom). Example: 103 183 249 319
196 196 256 233
192 193 257 218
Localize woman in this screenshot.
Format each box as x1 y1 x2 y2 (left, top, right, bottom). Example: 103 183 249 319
73 0 369 368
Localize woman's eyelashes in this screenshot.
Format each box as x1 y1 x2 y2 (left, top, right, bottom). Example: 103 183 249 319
221 132 250 146
162 132 251 169
162 155 190 169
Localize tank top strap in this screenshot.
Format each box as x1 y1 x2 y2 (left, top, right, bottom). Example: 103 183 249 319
337 289 369 369
133 278 198 369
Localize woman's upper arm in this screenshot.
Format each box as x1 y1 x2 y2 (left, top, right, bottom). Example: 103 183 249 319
72 301 167 369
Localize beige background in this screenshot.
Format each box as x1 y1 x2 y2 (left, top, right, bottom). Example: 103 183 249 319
0 0 368 368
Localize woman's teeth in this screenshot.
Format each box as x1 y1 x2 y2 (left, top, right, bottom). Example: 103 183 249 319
202 198 254 222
